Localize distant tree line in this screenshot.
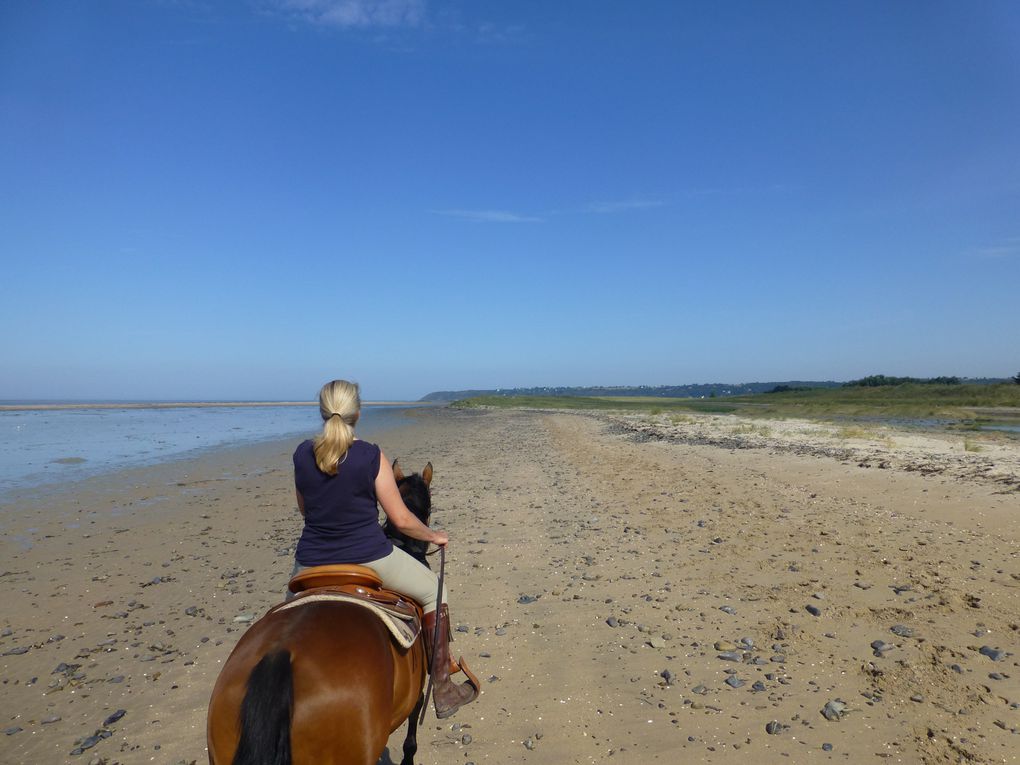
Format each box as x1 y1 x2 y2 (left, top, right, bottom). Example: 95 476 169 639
767 385 815 393
423 375 1015 402
843 375 961 388
420 381 843 402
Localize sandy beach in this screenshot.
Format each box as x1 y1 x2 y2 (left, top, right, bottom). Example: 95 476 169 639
1 407 1018 765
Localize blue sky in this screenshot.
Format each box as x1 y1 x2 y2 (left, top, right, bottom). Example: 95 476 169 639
1 1 1018 401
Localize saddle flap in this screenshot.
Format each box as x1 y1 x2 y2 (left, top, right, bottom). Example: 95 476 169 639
275 591 422 649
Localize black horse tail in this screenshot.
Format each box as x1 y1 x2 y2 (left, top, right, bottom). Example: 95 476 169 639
232 650 293 765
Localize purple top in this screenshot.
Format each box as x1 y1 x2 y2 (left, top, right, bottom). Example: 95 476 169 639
293 439 393 566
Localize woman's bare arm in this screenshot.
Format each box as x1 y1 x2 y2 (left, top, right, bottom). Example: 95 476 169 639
376 450 448 546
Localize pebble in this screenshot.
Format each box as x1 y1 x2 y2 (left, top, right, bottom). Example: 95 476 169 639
606 617 619 628
102 709 126 726
718 651 742 662
979 646 1006 661
3 646 30 655
70 733 103 755
821 699 847 721
660 669 674 685
4 726 22 735
41 715 61 724
719 605 736 615
517 595 538 604
461 733 472 745
822 743 834 752
724 676 745 688
765 721 782 735
233 614 255 623
890 624 915 637
871 640 892 657
805 604 821 617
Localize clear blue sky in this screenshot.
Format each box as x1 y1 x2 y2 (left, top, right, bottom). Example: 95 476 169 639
2 1 1018 401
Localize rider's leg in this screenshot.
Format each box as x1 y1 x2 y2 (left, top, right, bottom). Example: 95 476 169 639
364 547 478 718
362 547 446 613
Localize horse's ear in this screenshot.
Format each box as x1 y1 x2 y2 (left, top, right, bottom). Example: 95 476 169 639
422 462 433 487
392 459 405 481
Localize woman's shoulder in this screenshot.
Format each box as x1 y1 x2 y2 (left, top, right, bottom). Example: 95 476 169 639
351 439 381 456
293 439 315 461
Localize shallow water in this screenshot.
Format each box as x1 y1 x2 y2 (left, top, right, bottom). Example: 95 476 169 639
981 423 1020 434
0 404 421 498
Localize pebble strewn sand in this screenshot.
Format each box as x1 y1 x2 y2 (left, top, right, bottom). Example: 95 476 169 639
1 408 1017 764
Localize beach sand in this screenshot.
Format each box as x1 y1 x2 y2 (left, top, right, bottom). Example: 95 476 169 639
1 407 1018 764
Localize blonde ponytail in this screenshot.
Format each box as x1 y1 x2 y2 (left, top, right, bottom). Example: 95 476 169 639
313 380 361 475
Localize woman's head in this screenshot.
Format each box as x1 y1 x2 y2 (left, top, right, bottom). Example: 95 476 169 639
313 379 361 474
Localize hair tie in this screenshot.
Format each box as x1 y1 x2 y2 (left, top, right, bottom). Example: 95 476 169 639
329 412 342 419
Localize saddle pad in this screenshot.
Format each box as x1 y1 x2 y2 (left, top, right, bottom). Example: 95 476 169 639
275 592 420 649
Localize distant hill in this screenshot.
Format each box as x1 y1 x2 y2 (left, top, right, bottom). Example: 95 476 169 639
419 381 843 403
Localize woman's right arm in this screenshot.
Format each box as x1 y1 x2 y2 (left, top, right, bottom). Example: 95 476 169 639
295 487 306 518
375 451 448 546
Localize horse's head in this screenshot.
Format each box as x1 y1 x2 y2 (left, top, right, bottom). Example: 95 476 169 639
385 459 434 565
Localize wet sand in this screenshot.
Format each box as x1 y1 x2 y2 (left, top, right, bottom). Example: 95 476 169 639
1 407 1018 764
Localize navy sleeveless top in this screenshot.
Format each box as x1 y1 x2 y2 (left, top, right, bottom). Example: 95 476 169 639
293 439 393 566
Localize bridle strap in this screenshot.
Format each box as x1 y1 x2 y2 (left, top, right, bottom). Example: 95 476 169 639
418 545 445 726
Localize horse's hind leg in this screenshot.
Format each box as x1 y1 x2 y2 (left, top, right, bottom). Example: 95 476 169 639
399 694 425 765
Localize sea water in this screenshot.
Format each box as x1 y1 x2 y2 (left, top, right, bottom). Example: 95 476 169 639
0 404 421 498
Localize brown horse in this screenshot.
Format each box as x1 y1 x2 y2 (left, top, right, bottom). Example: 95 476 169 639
207 462 435 765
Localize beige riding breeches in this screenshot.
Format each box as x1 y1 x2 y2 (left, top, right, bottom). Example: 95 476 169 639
288 546 446 613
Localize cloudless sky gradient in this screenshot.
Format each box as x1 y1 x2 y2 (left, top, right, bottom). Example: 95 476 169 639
1 1 1018 400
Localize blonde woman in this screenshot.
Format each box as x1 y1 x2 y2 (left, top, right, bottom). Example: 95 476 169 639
289 379 477 719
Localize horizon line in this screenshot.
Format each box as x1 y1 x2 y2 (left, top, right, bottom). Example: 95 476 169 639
0 400 429 412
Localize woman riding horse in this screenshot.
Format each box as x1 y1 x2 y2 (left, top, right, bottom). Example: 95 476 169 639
288 379 477 719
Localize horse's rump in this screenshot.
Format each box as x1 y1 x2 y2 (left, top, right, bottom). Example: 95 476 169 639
207 602 426 764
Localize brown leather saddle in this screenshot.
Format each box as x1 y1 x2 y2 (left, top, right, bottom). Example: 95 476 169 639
287 564 480 692
287 564 424 624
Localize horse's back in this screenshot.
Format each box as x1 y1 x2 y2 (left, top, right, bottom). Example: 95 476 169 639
208 601 425 765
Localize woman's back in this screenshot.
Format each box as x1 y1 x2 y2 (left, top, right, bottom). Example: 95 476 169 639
293 439 391 565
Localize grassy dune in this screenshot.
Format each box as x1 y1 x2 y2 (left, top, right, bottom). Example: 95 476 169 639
454 384 1020 424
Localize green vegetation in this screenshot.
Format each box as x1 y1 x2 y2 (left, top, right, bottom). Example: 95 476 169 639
843 374 961 387
451 383 1020 427
452 395 739 414
738 383 1020 419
